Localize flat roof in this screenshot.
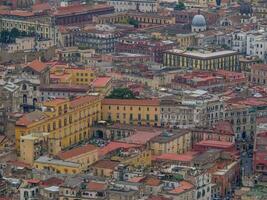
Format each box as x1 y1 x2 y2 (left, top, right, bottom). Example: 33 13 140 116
21 132 50 140
167 49 238 58
35 156 80 168
44 186 59 192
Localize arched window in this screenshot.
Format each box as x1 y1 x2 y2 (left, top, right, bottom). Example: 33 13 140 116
22 84 27 90
23 95 27 104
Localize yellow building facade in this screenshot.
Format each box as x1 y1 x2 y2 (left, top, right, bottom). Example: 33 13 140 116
91 160 120 177
15 95 101 156
101 99 160 126
20 132 50 165
163 49 240 71
50 66 96 85
149 130 192 155
34 156 81 174
0 16 58 41
57 144 99 171
111 149 151 167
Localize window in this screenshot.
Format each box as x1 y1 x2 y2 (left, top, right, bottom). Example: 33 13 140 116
22 84 27 90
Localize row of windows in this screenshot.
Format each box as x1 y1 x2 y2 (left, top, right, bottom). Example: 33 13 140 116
108 113 159 121
108 106 157 111
76 72 94 76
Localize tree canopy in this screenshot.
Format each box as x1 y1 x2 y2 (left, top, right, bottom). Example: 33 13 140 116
174 2 186 11
107 88 136 99
0 28 34 44
128 18 139 28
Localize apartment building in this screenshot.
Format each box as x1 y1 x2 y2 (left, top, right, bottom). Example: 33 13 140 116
164 49 240 71
15 95 101 155
107 0 158 13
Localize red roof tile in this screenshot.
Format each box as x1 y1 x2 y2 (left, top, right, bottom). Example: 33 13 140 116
7 160 31 168
196 140 234 148
92 160 120 170
0 197 12 200
41 177 64 187
27 179 40 184
145 177 161 186
16 111 48 126
0 10 34 17
87 181 107 191
98 142 140 157
251 64 267 72
43 98 68 106
26 59 47 72
169 181 194 194
213 121 234 135
91 77 111 88
147 196 171 200
57 144 98 160
121 130 161 145
32 3 51 12
154 151 198 162
54 4 113 16
102 98 160 106
128 176 145 183
70 95 99 108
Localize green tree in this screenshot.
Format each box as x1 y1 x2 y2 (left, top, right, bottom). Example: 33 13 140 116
10 28 20 38
128 18 139 28
107 88 136 99
28 26 35 37
174 2 186 10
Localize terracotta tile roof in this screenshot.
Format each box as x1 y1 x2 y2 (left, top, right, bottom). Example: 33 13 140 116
70 95 99 108
27 179 40 184
41 177 64 187
128 176 145 183
32 3 51 12
7 160 31 168
54 4 113 16
257 117 267 124
102 98 160 106
195 140 234 149
98 141 140 157
26 59 47 72
87 181 107 191
0 10 34 17
121 130 161 145
43 98 69 107
154 151 198 162
16 111 48 126
169 181 194 194
147 196 171 200
145 177 161 186
92 160 120 170
91 77 111 88
0 197 11 200
57 144 98 160
252 64 267 71
213 121 234 135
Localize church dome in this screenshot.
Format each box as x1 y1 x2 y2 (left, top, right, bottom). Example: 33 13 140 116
192 14 206 27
